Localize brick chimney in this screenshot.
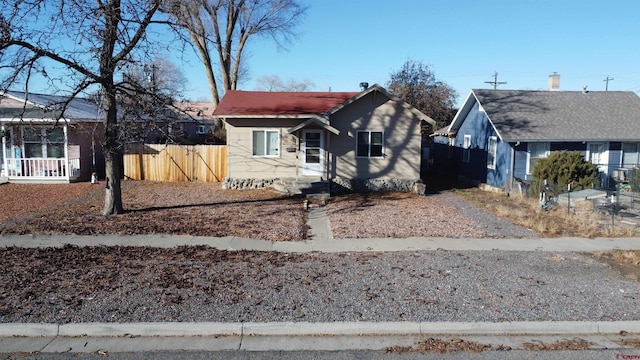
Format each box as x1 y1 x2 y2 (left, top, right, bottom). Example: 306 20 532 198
548 72 560 91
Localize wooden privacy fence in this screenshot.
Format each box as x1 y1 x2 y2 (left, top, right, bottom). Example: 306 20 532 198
124 144 227 182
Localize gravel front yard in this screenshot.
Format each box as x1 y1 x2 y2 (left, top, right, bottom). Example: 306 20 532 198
2 245 639 324
0 181 537 240
2 181 636 325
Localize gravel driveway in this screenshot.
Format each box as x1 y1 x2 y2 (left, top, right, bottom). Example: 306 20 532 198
326 191 538 239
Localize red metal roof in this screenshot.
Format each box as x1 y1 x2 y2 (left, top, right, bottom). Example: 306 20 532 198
213 90 358 116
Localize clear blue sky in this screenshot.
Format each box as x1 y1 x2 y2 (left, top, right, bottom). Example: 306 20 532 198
182 0 640 106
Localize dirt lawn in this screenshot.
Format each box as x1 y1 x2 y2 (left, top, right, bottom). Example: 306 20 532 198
2 180 640 241
0 180 540 241
0 181 307 241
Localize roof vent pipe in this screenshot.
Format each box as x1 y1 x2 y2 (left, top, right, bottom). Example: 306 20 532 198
359 82 369 91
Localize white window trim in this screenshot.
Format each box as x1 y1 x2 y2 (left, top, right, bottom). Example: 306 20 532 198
487 136 497 169
22 126 66 159
462 134 471 163
356 130 384 158
526 142 550 174
586 142 607 167
622 142 640 168
252 129 280 158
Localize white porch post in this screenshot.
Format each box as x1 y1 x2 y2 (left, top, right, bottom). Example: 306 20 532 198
63 123 70 182
1 124 5 177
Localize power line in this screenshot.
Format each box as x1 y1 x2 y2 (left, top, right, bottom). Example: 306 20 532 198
485 71 507 89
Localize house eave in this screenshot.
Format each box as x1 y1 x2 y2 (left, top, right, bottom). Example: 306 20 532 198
287 116 340 135
213 114 317 120
0 117 77 123
503 138 640 143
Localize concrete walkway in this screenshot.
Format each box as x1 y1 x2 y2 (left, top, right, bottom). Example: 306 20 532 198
3 321 640 353
1 233 639 252
2 227 640 352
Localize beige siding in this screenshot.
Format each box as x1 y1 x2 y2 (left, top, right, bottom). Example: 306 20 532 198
222 91 422 182
329 92 422 179
225 118 300 179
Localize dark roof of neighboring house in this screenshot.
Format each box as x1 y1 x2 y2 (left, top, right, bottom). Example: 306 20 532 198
463 89 640 142
213 90 358 116
0 91 102 120
174 101 215 121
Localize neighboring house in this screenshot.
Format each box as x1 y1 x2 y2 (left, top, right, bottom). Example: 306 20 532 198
213 84 436 192
145 101 221 145
434 88 640 191
0 91 105 183
0 91 220 184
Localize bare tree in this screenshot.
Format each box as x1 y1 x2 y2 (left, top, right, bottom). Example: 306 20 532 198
1 0 165 215
118 57 189 144
387 60 458 133
255 74 314 91
166 0 307 105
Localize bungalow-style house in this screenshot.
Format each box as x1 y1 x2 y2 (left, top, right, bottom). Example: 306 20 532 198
434 87 640 191
1 91 221 183
0 91 105 183
213 84 436 193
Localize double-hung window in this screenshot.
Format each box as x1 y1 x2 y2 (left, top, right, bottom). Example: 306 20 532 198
22 126 66 159
487 136 497 169
622 143 640 168
23 127 66 158
528 142 549 174
252 130 279 157
356 131 383 158
462 135 471 163
45 127 65 158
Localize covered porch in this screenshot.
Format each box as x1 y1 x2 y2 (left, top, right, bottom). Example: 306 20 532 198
1 123 82 183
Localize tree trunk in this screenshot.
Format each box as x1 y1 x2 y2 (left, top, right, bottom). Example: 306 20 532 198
101 89 124 215
103 148 123 215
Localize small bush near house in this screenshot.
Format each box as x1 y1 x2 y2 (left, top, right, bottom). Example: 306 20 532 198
531 151 599 197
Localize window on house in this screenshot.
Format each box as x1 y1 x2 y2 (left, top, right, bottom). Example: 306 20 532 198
23 127 43 158
23 127 66 158
356 131 384 157
622 143 640 168
588 143 605 166
45 127 65 158
528 142 549 173
252 130 279 157
462 135 471 163
487 136 497 169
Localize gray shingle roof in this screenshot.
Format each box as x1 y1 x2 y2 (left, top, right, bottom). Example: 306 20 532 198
472 89 640 142
1 91 102 120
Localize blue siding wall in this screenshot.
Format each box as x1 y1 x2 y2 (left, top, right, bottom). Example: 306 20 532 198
452 102 503 186
486 140 512 188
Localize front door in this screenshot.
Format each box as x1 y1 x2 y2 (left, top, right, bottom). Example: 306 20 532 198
301 130 324 176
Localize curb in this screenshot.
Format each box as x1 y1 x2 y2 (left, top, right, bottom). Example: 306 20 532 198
2 321 640 338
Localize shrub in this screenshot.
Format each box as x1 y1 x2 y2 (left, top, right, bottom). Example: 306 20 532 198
531 151 599 196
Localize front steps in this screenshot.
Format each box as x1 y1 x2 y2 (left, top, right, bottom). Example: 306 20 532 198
273 177 330 199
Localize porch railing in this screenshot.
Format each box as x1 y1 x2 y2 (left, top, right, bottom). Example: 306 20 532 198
2 157 81 180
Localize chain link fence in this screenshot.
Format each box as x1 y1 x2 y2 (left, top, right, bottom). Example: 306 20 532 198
525 167 640 232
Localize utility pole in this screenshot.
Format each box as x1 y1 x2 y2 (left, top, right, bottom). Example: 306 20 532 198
485 71 507 89
603 75 614 91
